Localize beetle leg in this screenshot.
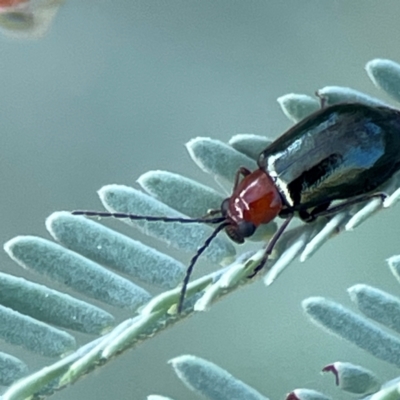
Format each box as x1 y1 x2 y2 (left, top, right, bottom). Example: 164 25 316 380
233 167 252 190
248 214 294 278
312 192 387 219
299 202 331 222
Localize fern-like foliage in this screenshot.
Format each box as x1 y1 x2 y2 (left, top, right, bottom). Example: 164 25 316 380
2 58 400 400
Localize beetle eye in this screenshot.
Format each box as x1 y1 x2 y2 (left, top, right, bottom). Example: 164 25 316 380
237 221 256 238
225 225 244 244
221 198 230 217
224 221 256 244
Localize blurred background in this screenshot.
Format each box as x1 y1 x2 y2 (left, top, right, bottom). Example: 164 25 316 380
2 1 400 399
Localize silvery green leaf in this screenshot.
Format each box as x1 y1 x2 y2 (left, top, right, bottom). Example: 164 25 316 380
0 0 63 40
169 355 269 400
303 297 400 367
228 134 272 160
0 304 75 357
348 284 400 334
322 362 380 395
98 184 236 264
277 94 320 122
300 212 347 262
317 86 389 107
60 318 142 386
61 315 160 383
0 271 114 334
366 59 400 103
186 137 257 183
264 220 325 285
367 383 400 400
0 352 28 386
264 232 308 286
345 198 383 231
138 170 224 217
100 311 164 360
4 236 151 309
142 265 226 316
47 212 184 289
387 256 400 284
384 186 400 208
285 389 331 400
195 251 256 312
1 336 105 400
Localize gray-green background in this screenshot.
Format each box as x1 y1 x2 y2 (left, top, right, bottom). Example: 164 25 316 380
2 1 400 399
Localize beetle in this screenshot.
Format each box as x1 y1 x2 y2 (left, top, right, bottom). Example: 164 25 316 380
73 102 400 312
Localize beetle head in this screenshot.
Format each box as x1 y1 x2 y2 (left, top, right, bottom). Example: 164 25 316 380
222 168 283 243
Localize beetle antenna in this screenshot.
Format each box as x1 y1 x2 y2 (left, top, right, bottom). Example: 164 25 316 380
71 210 226 224
72 209 230 312
177 221 229 313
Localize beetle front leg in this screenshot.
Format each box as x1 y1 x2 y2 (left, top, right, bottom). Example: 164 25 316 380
233 167 252 190
299 202 331 222
248 214 294 278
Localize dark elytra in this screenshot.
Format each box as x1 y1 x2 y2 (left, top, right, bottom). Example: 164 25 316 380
259 103 400 214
